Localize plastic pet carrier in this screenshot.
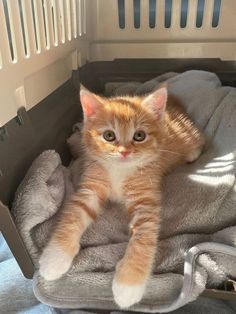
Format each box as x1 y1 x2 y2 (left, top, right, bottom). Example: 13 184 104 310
1 0 236 313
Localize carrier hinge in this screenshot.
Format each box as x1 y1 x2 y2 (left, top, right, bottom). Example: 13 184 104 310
16 107 27 126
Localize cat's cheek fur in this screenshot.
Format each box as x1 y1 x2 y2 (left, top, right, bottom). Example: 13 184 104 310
39 240 76 281
112 278 146 308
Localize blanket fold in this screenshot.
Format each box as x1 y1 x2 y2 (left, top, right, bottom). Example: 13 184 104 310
12 70 236 312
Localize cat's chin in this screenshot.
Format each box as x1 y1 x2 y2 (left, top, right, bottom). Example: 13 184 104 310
119 157 131 162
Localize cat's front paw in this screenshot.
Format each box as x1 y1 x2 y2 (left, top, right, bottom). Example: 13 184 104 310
112 278 146 308
186 147 202 163
39 241 74 281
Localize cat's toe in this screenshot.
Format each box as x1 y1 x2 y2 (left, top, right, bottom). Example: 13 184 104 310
112 279 146 308
39 242 73 281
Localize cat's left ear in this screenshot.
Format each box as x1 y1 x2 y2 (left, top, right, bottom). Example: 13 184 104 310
142 87 167 120
80 88 102 120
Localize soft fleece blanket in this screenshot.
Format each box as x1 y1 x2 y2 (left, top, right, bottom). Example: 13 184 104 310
2 233 236 314
12 71 236 313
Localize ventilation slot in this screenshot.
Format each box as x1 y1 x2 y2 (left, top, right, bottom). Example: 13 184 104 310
133 0 140 28
165 0 172 28
180 0 188 28
2 0 17 62
196 0 204 28
212 0 221 27
149 0 156 28
118 0 125 29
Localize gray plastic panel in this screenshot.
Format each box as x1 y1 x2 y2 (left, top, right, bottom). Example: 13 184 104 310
0 76 82 207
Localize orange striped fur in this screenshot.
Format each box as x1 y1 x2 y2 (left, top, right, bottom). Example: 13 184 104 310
39 87 204 307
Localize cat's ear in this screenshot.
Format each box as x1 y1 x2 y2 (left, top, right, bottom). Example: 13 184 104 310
80 88 101 120
142 87 167 120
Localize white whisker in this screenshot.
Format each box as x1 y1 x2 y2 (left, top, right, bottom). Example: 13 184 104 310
159 149 182 156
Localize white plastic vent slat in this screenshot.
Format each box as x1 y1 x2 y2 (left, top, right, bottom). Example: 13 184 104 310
65 0 72 41
24 0 38 54
71 0 77 38
46 0 55 47
58 0 66 43
203 0 215 29
77 0 82 36
4 0 18 62
51 0 59 46
172 0 182 29
9 0 26 59
157 0 165 29
30 0 39 52
47 0 57 47
81 0 86 35
32 0 44 52
140 1 148 30
187 0 198 28
42 0 50 49
0 1 12 65
124 0 133 30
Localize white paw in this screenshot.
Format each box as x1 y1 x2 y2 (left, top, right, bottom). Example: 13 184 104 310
186 147 202 163
39 241 73 281
112 279 146 308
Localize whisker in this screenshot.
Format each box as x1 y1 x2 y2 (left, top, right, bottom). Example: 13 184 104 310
159 149 182 156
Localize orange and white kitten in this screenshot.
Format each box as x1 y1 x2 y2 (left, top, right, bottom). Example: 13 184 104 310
39 87 204 308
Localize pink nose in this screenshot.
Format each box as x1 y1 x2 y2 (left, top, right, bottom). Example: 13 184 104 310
120 151 130 158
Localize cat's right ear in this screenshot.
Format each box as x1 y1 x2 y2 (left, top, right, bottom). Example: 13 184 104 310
142 87 167 120
80 89 101 120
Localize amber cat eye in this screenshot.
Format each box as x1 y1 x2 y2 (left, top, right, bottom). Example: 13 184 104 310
103 130 116 142
133 130 146 142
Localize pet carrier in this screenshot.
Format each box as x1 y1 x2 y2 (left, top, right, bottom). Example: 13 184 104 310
1 0 236 312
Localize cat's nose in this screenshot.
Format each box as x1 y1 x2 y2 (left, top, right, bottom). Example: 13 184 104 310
120 151 130 158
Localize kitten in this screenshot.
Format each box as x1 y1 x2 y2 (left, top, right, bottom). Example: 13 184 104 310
39 87 204 308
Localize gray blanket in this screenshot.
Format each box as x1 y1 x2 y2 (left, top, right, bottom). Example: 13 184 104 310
12 71 236 313
2 234 236 314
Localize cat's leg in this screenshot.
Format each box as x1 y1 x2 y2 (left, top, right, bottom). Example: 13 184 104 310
112 186 160 308
39 177 109 281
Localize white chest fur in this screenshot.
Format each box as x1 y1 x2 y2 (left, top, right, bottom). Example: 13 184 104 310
107 163 135 202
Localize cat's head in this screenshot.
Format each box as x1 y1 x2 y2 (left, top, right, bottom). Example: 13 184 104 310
80 87 168 167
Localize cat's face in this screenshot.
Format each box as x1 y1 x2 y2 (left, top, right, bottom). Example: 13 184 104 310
80 88 167 167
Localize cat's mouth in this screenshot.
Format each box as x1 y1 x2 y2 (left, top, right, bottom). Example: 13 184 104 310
109 154 133 162
118 154 137 163
106 153 138 163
